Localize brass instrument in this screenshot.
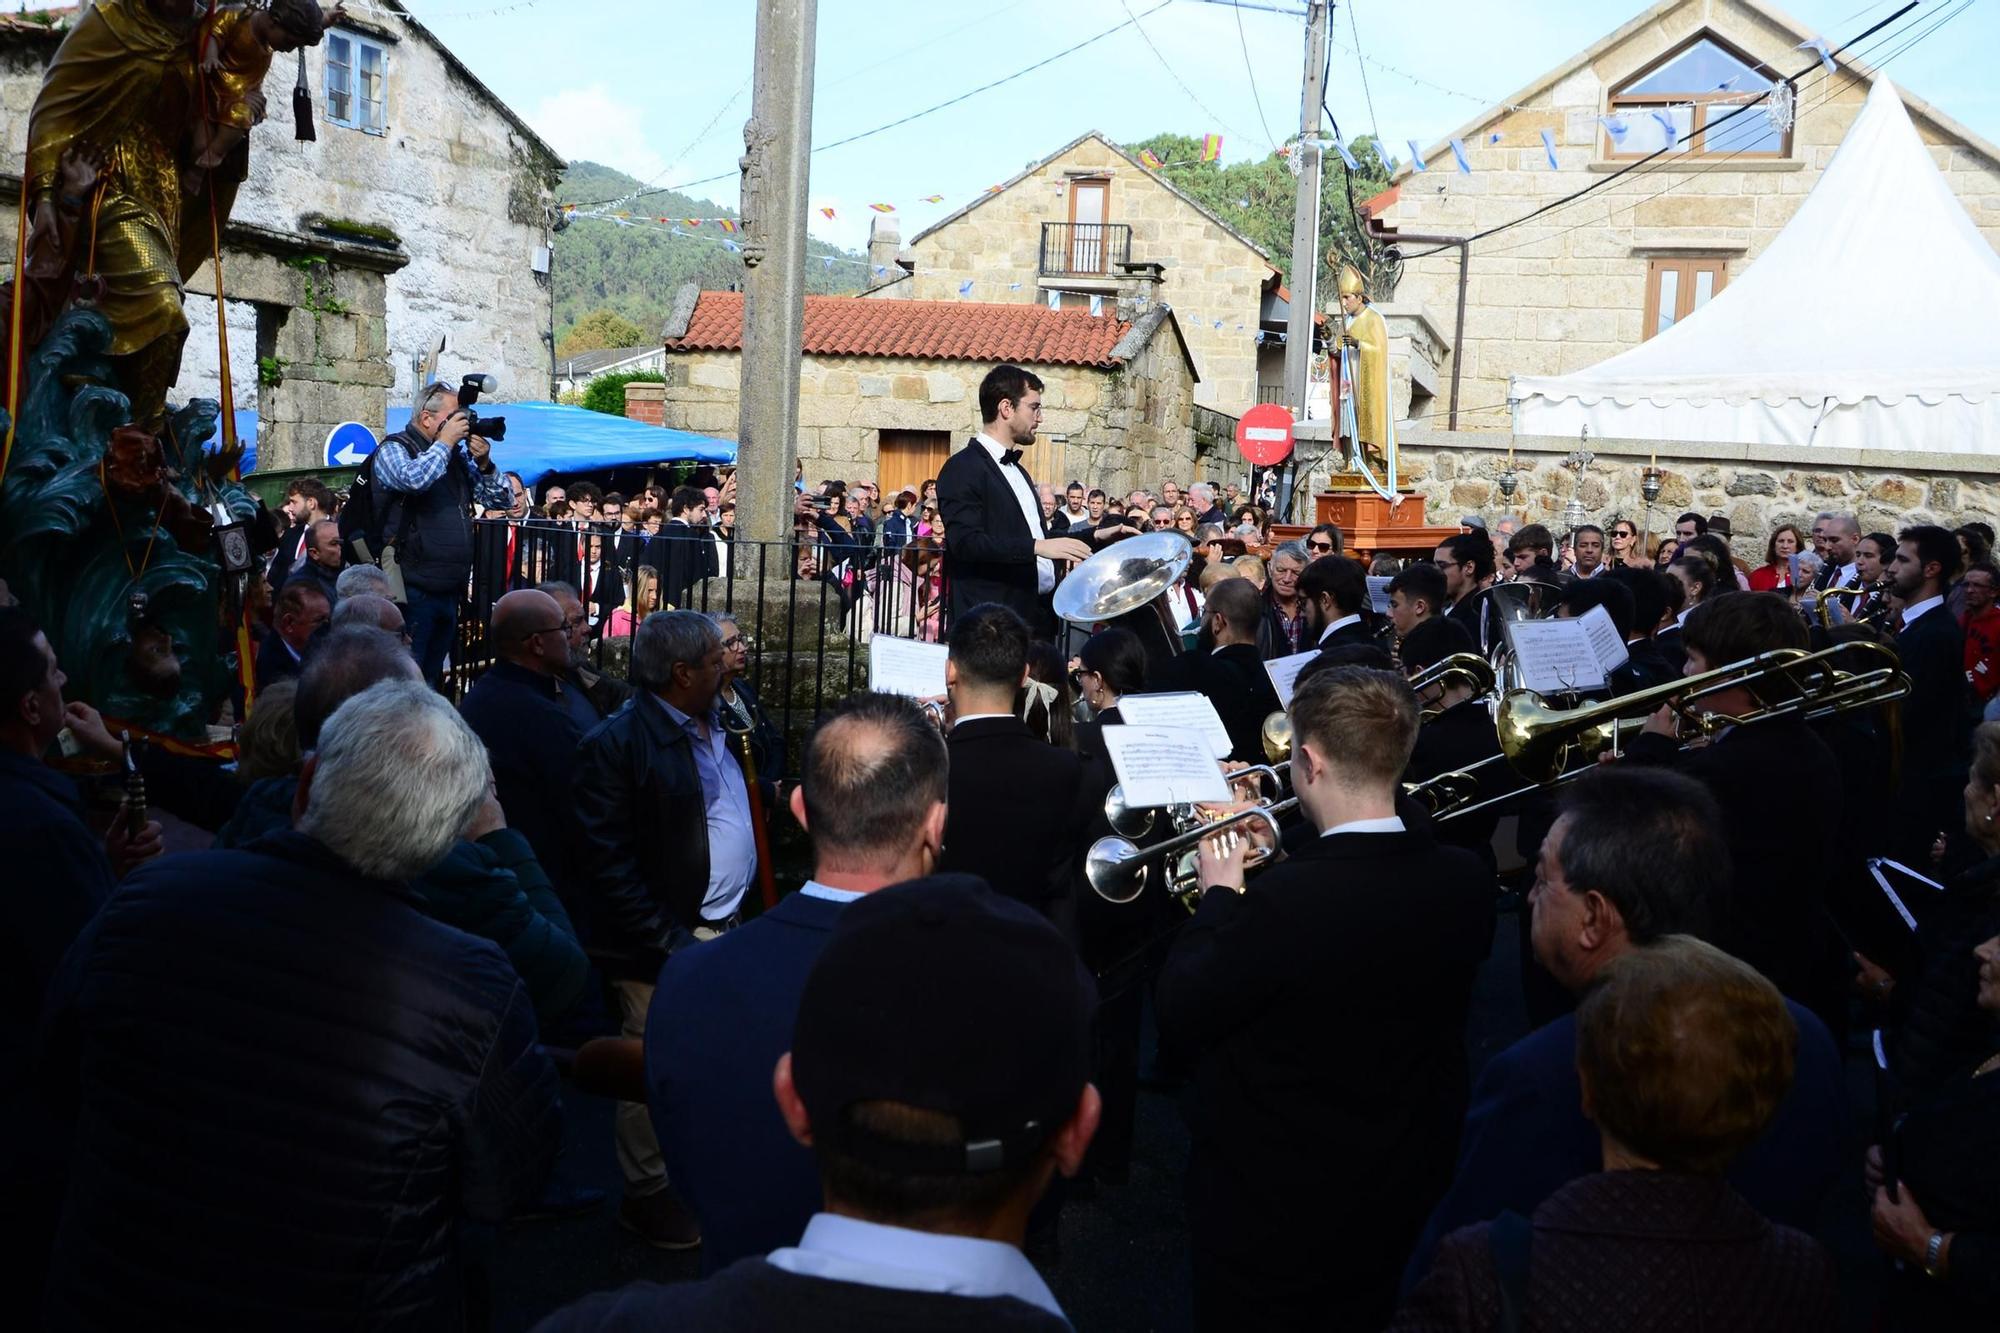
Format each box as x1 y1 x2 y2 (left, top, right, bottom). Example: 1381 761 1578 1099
1408 652 1497 720
1054 531 1195 656
1086 798 1293 908
1261 710 1292 763
1814 582 1874 631
1426 640 1910 823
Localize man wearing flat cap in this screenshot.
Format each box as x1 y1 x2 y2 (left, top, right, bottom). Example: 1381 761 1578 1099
538 876 1099 1331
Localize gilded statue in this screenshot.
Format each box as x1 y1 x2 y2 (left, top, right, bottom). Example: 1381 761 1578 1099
1335 262 1395 487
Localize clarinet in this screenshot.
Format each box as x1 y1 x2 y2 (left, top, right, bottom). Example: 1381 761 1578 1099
120 730 147 839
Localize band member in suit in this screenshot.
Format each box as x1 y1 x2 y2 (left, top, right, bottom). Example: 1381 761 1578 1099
1436 531 1499 652
939 603 1089 942
936 365 1092 630
1891 525 1976 863
1401 616 1501 876
1603 567 1678 694
1156 665 1495 1331
1622 592 1848 1040
1145 579 1283 764
1300 554 1374 653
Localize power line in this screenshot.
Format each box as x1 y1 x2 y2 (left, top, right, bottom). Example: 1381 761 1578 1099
1232 0 1282 153
1345 0 1382 146
1119 0 1252 143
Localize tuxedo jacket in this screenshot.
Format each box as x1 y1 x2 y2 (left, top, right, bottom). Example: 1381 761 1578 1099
1145 643 1283 764
939 716 1088 928
1897 607 1973 787
937 440 1042 625
1156 825 1494 1318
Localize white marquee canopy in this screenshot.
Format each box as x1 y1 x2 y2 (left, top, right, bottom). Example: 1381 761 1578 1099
1511 78 2000 453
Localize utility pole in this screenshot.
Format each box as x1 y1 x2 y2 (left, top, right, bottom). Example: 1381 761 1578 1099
736 0 817 542
1279 0 1329 519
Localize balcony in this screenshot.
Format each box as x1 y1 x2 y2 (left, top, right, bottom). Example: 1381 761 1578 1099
1039 222 1132 279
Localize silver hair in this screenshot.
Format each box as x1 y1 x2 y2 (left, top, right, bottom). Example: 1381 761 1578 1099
416 381 454 417
629 609 720 691
1271 539 1309 567
336 564 393 599
296 680 490 881
1187 482 1215 505
331 594 401 633
706 610 740 633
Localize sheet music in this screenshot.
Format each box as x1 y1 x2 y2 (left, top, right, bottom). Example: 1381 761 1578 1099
1366 576 1393 614
1100 726 1233 807
867 634 948 700
1118 692 1235 759
1578 604 1630 674
1264 649 1318 707
1505 618 1608 694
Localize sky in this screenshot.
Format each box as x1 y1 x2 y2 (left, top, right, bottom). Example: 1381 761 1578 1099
9 0 1997 256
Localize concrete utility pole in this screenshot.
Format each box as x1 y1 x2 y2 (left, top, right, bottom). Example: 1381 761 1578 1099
736 0 818 542
1280 0 1330 515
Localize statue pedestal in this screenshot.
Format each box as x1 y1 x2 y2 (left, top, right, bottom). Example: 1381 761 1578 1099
1273 488 1464 562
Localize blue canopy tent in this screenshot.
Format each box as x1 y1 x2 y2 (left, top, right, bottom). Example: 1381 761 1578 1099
222 401 735 485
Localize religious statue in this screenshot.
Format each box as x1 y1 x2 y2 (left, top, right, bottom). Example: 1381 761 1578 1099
1335 262 1398 500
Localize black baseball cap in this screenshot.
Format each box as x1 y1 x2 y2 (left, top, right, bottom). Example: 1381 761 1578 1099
791 874 1096 1176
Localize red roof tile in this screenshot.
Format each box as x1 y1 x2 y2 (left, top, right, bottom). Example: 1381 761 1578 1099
668 294 1136 369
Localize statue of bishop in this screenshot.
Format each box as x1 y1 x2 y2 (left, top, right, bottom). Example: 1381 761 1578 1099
1336 263 1394 481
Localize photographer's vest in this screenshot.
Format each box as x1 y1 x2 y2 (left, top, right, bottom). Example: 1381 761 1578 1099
382 427 477 596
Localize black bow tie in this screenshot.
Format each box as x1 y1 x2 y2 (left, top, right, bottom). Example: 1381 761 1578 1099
1000 449 1024 467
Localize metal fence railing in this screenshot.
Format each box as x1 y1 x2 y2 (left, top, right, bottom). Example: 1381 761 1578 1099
1039 221 1132 278
446 519 948 745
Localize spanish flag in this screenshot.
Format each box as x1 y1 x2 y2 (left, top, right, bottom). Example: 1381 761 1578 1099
1138 149 1164 169
718 219 738 233
868 203 896 213
1201 133 1223 162
819 206 836 220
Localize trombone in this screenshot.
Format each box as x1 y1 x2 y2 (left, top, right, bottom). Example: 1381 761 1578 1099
1409 652 1497 720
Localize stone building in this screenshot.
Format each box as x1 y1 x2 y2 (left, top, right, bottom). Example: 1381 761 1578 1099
2 2 562 471
869 131 1304 419
1371 0 2000 432
555 344 665 397
631 288 1198 499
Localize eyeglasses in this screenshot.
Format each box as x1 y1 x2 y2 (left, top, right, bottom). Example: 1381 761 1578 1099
1307 540 1334 552
721 634 748 648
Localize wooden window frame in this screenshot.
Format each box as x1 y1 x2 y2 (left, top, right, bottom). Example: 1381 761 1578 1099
1603 32 1789 161
1642 257 1728 340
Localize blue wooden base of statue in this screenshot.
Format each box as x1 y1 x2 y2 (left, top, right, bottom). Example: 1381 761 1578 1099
0 307 257 738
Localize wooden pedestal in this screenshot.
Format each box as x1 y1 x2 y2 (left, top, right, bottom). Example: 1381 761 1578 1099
1271 489 1464 563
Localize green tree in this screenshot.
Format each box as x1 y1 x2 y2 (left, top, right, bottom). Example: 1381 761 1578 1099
556 307 646 360
581 369 665 417
1121 132 1398 301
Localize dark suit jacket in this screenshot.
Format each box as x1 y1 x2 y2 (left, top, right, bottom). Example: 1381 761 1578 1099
937 440 1043 625
1655 622 1688 677
1143 643 1283 763
1898 605 1974 797
646 888 849 1275
1406 696 1504 874
1401 996 1847 1295
1628 719 1848 1033
1314 617 1376 656
1610 636 1676 694
940 716 1087 930
253 627 306 692
1155 824 1494 1330
458 661 590 928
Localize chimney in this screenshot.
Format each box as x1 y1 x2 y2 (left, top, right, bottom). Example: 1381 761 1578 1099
867 215 902 288
1114 260 1165 322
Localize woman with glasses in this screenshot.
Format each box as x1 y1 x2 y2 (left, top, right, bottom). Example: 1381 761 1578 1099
1607 518 1644 569
712 612 785 786
1305 523 1342 559
1070 627 1150 759
1174 506 1197 536
1258 540 1312 659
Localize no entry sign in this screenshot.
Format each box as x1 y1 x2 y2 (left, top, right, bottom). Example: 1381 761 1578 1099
1235 402 1294 466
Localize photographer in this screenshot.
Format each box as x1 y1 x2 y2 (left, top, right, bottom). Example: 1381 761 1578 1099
373 381 510 684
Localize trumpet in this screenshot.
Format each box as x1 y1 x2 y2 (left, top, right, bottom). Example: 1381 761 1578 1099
1086 799 1293 908
1425 639 1909 823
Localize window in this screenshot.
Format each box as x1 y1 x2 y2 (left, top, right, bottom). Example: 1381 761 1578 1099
1643 258 1726 339
1605 35 1787 159
325 31 388 134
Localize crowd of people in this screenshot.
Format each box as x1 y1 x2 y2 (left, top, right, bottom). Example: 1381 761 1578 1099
5 361 2000 1331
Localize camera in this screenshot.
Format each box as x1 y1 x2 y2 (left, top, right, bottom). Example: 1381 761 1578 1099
457 372 507 441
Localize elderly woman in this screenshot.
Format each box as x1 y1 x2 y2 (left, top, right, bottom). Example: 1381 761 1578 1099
1256 540 1312 659
1394 936 1837 1331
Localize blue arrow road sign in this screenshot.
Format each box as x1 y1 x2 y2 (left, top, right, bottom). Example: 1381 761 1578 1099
324 421 378 468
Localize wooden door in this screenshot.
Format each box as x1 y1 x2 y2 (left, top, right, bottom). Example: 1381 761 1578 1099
1068 179 1109 274
877 430 952 500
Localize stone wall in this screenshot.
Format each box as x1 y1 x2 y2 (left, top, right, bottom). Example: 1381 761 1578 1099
635 341 1199 500
1375 0 2000 430
1390 426 1999 563
902 133 1269 414
2 8 559 466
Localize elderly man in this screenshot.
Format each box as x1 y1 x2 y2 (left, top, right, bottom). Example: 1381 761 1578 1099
41 681 561 1325
329 593 405 638
293 518 343 608
536 580 632 721
1188 482 1226 528
648 691 948 1274
255 580 330 691
1402 766 1846 1294
574 610 759 1247
334 562 392 603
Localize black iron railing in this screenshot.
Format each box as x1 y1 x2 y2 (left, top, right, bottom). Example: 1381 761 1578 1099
1038 222 1132 278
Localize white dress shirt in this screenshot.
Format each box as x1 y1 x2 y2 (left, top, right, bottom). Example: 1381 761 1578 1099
767 1213 1065 1319
1899 593 1945 629
975 433 1053 593
797 879 864 904
1318 613 1362 643
1321 815 1406 838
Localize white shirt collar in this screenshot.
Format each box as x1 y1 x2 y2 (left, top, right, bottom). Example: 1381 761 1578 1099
1901 593 1945 627
1675 607 1693 627
797 879 865 904
975 432 1016 462
952 712 1014 728
767 1213 1065 1320
1318 612 1362 643
1321 815 1406 838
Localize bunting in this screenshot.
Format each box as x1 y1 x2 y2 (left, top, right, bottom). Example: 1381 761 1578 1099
1138 148 1165 169
1406 140 1426 171
1449 137 1471 173
1540 128 1559 170
1200 132 1223 162
819 206 836 220
868 203 896 213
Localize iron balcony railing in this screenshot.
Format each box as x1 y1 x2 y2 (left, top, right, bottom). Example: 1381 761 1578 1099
1039 222 1132 278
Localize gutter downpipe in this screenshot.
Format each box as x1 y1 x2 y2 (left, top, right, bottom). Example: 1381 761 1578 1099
1367 217 1470 431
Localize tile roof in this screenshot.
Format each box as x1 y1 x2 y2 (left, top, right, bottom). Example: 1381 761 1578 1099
558 345 657 376
668 293 1141 369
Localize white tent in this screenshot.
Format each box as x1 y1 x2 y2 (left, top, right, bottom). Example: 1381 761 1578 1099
1511 78 2000 452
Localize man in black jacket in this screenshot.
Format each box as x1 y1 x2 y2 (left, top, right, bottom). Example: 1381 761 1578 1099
1604 566 1677 693
1156 665 1494 1331
937 365 1091 629
254 579 330 691
1147 577 1283 763
41 680 559 1327
1890 524 1975 863
1300 553 1374 653
574 609 755 1247
940 603 1089 940
1436 530 1498 651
